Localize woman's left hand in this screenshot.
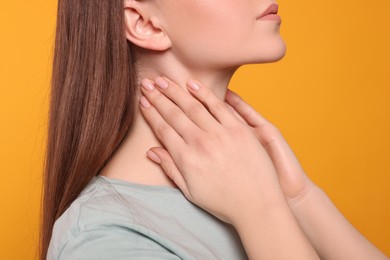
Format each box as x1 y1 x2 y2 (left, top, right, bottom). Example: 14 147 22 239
223 89 317 205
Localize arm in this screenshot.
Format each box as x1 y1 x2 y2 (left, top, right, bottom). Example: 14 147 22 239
233 196 318 260
138 77 319 259
289 184 388 260
224 89 388 260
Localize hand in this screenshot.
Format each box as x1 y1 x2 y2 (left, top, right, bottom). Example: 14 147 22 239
224 89 316 205
138 77 286 225
140 80 386 260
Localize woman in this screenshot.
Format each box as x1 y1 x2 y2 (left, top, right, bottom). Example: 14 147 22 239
41 0 387 259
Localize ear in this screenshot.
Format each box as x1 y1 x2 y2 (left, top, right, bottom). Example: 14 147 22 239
123 0 172 51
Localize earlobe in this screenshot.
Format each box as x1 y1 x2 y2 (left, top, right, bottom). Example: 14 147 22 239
123 1 172 51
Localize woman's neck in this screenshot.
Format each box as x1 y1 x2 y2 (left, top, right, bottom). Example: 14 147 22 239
99 52 236 187
137 49 236 99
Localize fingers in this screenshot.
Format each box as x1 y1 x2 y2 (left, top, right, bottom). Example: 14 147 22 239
225 89 287 153
225 89 270 128
139 95 186 158
140 78 204 142
225 102 249 126
146 147 191 198
144 77 219 132
224 89 285 158
186 80 238 127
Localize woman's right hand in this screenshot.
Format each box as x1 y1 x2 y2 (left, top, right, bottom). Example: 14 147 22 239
139 77 285 225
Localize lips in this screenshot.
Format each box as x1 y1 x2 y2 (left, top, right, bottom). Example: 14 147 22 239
257 3 279 19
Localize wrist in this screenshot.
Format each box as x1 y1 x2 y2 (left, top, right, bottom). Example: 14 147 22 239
231 189 290 230
287 182 327 214
232 193 320 260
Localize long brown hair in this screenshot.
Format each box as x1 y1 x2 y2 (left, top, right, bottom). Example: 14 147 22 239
39 0 138 258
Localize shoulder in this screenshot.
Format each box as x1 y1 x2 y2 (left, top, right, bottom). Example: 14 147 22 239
47 176 183 260
47 176 247 260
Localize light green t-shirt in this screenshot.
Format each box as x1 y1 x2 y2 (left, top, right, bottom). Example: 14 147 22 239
47 175 247 259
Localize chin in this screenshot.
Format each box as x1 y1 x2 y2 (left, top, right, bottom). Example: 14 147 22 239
265 44 286 63
259 40 287 64
246 39 287 65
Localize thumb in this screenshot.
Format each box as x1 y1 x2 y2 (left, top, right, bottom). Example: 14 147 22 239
146 147 189 196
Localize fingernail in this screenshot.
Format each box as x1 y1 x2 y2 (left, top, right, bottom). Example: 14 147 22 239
141 78 154 91
155 77 169 89
147 150 161 164
140 96 151 108
187 80 200 91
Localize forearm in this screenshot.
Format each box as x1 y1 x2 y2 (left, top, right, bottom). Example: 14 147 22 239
234 194 319 260
289 184 388 260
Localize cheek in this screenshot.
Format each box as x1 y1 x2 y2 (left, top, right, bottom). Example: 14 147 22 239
160 2 247 62
167 15 255 68
162 2 285 68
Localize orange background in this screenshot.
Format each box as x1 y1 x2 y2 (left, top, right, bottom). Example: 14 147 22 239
0 1 389 259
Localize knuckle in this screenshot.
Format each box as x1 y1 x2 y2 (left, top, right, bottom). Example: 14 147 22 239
191 132 210 147
242 106 255 119
230 93 241 106
225 125 255 144
197 135 220 154
166 107 182 121
267 124 281 136
229 124 249 136
201 87 219 106
197 141 213 154
213 100 228 112
185 102 204 118
156 124 170 139
263 124 282 142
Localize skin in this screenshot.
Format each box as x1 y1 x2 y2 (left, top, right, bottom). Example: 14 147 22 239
139 78 319 259
100 0 285 187
99 0 388 259
140 78 388 259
